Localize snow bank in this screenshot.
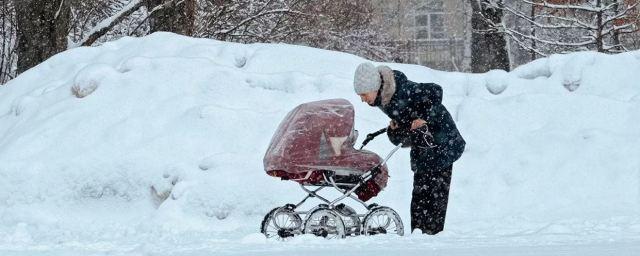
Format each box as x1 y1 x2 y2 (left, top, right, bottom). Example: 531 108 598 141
0 32 639 248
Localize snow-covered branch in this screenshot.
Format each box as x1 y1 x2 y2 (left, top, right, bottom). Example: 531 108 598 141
532 14 596 29
502 5 594 30
522 0 619 13
602 23 638 37
502 27 549 57
73 0 146 47
602 2 640 26
54 0 65 20
504 25 594 47
501 0 640 55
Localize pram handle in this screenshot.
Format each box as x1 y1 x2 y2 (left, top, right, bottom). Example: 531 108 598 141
362 142 403 181
359 127 388 150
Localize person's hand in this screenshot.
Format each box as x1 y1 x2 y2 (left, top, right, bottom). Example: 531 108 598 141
389 120 398 130
411 119 426 130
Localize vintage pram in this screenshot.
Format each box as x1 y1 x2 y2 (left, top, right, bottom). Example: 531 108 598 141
261 98 404 240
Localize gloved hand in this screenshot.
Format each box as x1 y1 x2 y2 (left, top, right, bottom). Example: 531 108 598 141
411 125 436 149
387 124 412 147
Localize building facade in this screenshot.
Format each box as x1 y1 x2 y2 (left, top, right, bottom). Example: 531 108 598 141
373 0 472 71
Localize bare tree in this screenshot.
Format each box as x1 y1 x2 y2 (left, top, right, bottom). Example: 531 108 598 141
71 0 149 47
195 0 392 60
146 0 196 36
13 0 71 74
73 0 301 47
298 0 393 61
500 0 640 56
70 0 198 47
195 0 308 42
469 0 511 72
2 0 394 80
1 0 17 84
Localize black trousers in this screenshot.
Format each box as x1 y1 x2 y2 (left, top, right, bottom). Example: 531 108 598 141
410 165 452 234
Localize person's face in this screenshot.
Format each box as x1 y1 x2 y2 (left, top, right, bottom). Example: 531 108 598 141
358 91 378 105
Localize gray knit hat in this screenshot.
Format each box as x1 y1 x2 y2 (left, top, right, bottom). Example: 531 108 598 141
353 62 381 94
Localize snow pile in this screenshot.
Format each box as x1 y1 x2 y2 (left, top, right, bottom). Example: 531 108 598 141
0 33 639 252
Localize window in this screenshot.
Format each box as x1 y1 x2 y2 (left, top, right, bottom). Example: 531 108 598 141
417 0 444 12
414 0 447 40
417 29 429 39
429 14 445 39
425 0 444 12
416 15 429 26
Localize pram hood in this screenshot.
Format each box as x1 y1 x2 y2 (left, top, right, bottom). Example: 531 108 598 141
264 99 374 173
263 99 388 201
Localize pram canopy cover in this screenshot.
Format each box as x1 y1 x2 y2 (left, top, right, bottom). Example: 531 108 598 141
263 99 388 201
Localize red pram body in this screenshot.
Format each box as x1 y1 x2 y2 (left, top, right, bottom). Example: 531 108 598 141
263 99 388 201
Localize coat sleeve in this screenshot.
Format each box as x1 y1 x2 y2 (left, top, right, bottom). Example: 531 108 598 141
387 126 412 147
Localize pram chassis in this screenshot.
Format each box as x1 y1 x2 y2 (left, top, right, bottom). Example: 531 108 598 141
297 141 402 210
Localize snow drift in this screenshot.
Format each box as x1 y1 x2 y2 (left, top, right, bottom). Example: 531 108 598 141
0 33 639 252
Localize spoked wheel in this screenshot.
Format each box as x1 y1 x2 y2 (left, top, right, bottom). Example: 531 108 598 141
362 206 404 236
334 203 361 236
303 208 346 239
260 206 303 241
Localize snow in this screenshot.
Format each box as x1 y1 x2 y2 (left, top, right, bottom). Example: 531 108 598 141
1 32 639 255
484 69 509 95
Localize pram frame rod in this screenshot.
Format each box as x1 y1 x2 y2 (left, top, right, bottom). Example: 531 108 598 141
292 143 404 212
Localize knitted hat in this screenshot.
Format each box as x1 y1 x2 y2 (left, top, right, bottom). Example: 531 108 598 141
353 62 381 94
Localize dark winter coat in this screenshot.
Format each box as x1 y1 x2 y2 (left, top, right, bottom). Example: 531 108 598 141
375 67 465 171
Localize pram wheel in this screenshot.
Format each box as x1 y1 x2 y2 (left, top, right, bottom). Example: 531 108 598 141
303 208 346 239
363 206 404 236
335 203 361 236
260 206 303 240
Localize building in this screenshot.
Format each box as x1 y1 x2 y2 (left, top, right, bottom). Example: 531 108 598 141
373 0 472 71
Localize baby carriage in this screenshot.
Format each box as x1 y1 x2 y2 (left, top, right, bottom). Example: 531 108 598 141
261 98 404 240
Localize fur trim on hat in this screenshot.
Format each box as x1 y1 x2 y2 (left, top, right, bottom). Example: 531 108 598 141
377 65 396 106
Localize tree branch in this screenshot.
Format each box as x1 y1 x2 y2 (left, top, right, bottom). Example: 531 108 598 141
502 5 594 30
503 25 594 47
214 9 307 36
74 0 146 47
522 0 619 13
602 2 639 26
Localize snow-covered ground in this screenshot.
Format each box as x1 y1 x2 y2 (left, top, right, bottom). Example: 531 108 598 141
1 33 639 255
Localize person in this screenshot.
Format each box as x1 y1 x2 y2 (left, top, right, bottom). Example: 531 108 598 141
353 62 466 235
